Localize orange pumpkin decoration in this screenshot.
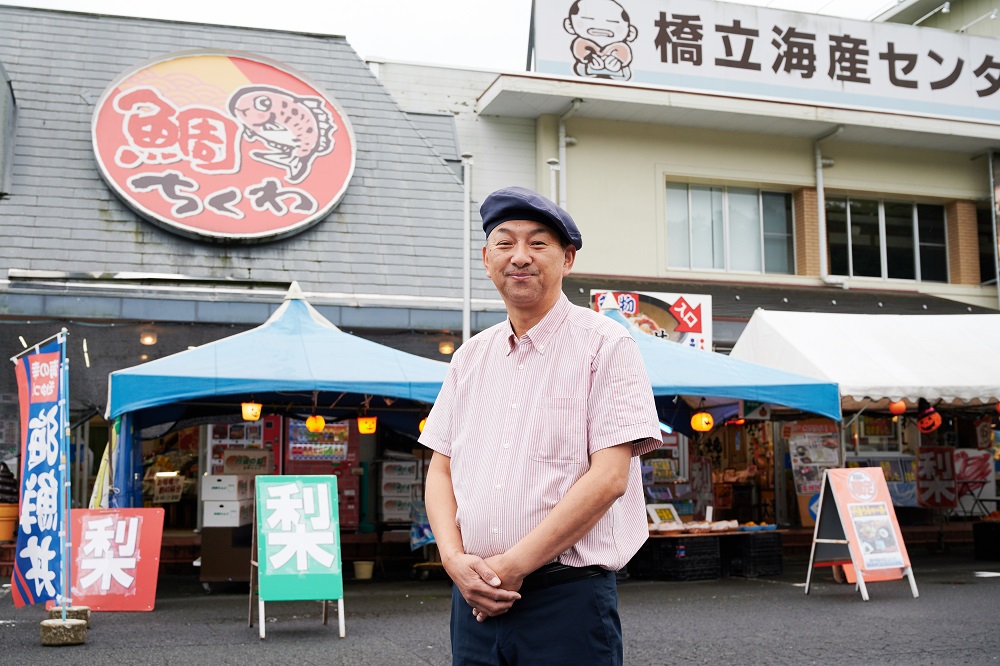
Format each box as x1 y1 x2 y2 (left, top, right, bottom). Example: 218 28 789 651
889 400 906 416
690 411 714 432
915 398 941 433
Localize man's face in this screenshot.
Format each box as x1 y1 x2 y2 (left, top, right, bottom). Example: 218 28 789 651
569 0 629 47
483 220 575 312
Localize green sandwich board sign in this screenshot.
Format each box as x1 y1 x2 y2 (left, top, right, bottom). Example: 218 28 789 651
252 475 344 638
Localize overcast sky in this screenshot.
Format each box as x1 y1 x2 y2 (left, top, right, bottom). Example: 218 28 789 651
1 0 903 71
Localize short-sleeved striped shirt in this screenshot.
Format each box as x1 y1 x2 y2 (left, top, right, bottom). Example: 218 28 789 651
419 293 661 570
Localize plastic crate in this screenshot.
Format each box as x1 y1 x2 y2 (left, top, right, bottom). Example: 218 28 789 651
722 532 784 578
973 521 1000 561
630 536 721 581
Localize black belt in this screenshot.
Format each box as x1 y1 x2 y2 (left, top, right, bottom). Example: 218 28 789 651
520 563 607 593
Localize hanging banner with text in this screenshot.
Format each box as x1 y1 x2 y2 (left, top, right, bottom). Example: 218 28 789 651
533 0 1000 123
11 335 67 608
47 508 164 612
256 475 343 602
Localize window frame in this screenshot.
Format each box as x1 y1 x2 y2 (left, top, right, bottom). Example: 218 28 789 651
826 196 949 283
666 182 796 275
0 61 15 198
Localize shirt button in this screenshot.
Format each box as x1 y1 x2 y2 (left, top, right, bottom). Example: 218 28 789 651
511 404 517 410
503 443 510 449
518 364 524 370
495 484 501 490
491 527 499 534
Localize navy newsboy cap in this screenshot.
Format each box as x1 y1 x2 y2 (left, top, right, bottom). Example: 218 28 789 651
480 186 582 250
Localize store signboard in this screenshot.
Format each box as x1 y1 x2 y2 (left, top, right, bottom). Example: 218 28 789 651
54 508 164 612
533 0 1000 123
255 475 342 602
591 289 712 350
805 468 917 601
916 446 957 508
92 51 356 243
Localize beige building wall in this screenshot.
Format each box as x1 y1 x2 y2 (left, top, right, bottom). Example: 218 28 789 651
542 117 990 282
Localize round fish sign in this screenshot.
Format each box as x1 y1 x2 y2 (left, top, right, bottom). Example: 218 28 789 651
92 51 356 242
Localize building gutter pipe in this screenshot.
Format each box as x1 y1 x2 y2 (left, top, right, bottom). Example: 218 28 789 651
815 125 844 284
558 99 581 210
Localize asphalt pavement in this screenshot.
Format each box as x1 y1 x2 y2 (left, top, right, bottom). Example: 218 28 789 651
2 547 999 665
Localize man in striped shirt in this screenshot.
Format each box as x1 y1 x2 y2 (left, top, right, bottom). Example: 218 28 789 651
419 186 661 665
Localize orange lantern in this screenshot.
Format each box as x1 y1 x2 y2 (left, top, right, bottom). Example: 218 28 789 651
690 411 714 432
916 410 941 433
357 415 377 434
889 400 906 416
418 418 427 433
241 401 262 421
996 403 1000 415
305 414 325 433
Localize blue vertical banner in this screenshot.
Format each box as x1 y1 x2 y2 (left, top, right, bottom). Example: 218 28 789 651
10 332 69 608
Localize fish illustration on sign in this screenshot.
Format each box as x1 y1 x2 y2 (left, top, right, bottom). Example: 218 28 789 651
228 85 336 183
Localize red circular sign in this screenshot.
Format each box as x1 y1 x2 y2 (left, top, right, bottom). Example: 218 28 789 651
92 51 356 242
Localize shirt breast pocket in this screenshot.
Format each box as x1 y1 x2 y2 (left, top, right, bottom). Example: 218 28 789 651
531 397 586 464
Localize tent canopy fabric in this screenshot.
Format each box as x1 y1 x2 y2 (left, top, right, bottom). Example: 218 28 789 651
106 283 449 424
602 308 842 423
729 309 1000 410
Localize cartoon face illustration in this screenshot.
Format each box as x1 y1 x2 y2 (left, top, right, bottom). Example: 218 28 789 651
563 0 638 81
228 86 336 183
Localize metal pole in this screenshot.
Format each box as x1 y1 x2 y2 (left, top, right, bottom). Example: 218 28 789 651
461 153 474 343
59 329 71 618
989 152 1000 312
547 158 559 203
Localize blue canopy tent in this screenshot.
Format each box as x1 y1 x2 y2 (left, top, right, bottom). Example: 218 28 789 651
600 308 841 434
97 283 449 508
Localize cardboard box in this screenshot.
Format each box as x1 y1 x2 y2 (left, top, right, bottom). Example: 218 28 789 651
380 497 411 522
382 461 417 480
382 479 417 498
202 499 254 527
222 449 273 475
201 474 255 501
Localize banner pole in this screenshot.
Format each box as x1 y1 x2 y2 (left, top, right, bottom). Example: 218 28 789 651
9 330 67 362
59 329 71 620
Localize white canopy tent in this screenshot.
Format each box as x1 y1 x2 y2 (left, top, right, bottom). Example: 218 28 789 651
730 309 1000 412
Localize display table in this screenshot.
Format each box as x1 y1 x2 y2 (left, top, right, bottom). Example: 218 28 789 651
630 530 783 581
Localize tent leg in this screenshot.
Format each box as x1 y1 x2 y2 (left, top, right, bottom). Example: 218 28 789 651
322 599 328 625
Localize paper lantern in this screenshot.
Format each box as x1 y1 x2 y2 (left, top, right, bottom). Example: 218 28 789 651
889 400 906 416
305 415 326 433
418 418 427 433
241 401 262 421
357 415 377 434
916 410 941 433
690 411 714 432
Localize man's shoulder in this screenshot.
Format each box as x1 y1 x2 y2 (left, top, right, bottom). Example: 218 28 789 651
452 320 507 361
563 301 633 341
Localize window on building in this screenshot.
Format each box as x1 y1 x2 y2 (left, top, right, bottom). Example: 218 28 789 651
826 196 947 282
977 205 997 286
666 183 794 274
0 62 14 198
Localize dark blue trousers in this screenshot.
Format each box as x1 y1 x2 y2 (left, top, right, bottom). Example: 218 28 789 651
450 571 622 666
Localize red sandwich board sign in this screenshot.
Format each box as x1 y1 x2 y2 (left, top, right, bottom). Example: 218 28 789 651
804 468 918 601
46 508 165 611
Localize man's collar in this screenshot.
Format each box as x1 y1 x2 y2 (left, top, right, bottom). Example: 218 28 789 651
503 293 571 355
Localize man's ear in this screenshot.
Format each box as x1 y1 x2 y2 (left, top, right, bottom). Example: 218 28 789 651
562 245 577 275
563 17 576 35
627 25 638 42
